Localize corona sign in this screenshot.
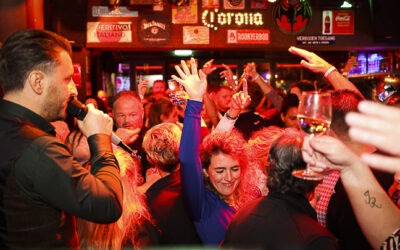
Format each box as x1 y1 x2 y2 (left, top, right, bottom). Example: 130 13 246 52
202 9 264 30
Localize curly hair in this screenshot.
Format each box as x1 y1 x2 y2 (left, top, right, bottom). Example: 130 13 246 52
246 126 284 196
247 126 284 169
200 130 256 209
143 122 182 172
78 149 156 249
267 128 318 196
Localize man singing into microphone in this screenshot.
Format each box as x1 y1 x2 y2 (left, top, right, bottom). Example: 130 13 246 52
0 29 123 248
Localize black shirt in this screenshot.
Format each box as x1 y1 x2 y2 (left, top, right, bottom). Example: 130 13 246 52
0 100 123 249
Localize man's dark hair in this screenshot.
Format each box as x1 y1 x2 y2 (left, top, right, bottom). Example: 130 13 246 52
330 89 364 140
281 93 299 115
0 29 72 94
267 128 317 195
247 81 264 111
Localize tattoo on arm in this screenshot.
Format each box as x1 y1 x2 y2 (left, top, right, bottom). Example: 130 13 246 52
364 190 382 208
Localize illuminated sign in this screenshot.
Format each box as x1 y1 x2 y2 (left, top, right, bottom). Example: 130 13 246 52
87 22 132 43
227 29 270 44
202 9 264 30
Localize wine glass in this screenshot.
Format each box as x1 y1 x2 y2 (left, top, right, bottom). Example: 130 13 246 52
292 91 332 181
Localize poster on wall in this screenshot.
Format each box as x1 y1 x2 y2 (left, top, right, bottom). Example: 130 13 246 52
202 0 219 9
183 26 210 44
172 0 198 24
223 0 245 10
273 0 312 35
138 14 171 46
87 22 132 43
251 0 267 9
323 10 354 35
227 29 270 44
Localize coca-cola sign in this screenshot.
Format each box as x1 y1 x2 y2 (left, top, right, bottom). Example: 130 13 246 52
335 15 351 22
322 10 354 35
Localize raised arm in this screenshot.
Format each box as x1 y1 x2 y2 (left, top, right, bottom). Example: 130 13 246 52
302 135 400 249
202 59 221 128
173 58 208 220
219 64 237 91
214 90 251 133
244 62 283 110
288 46 363 97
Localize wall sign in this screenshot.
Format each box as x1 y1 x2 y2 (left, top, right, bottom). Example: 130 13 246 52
227 29 270 44
296 35 335 45
202 9 264 30
224 0 245 10
91 6 138 17
183 26 210 44
172 0 198 24
322 10 354 35
273 0 312 35
202 0 220 9
87 22 132 43
138 14 171 46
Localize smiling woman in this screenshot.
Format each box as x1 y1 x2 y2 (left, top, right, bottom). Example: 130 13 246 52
176 58 258 246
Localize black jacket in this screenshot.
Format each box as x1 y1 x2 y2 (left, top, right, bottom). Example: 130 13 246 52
223 192 339 250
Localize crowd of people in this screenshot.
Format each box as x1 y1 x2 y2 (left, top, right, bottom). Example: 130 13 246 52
0 28 399 250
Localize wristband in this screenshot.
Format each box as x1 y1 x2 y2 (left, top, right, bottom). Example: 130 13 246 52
225 110 238 120
324 66 337 78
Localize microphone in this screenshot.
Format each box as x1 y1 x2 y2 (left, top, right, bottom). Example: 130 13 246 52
67 98 134 154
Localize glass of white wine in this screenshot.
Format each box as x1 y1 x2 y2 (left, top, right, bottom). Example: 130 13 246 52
293 91 332 181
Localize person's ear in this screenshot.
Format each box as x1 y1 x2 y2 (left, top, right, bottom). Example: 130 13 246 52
202 168 209 178
280 112 285 122
28 71 44 94
160 114 166 122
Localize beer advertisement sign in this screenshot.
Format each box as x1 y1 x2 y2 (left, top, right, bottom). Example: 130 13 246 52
87 22 132 43
227 29 270 44
322 10 354 35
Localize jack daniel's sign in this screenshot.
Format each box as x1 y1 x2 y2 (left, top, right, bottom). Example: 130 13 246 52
138 14 171 46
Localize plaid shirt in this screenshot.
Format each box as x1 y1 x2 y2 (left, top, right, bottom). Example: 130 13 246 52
314 170 340 227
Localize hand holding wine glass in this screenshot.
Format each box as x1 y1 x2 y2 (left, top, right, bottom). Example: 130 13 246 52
293 91 332 180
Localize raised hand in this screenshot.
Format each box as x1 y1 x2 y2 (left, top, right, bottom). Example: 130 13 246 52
288 46 333 75
202 59 217 76
219 64 237 90
346 100 400 173
137 75 149 98
171 57 207 102
228 91 251 118
302 135 361 174
243 62 259 80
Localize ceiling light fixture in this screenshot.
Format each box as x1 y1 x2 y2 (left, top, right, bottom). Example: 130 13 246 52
340 1 352 8
173 50 193 56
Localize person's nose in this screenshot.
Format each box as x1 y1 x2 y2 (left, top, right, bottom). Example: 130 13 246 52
224 171 233 182
68 81 78 97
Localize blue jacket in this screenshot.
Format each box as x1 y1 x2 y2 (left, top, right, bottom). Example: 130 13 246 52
179 100 236 246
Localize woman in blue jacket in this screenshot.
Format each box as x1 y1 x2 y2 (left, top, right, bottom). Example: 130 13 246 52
172 58 255 246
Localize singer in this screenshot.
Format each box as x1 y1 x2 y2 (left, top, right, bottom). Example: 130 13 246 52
0 29 123 248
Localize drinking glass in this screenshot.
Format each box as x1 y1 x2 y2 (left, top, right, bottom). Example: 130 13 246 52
292 91 332 181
